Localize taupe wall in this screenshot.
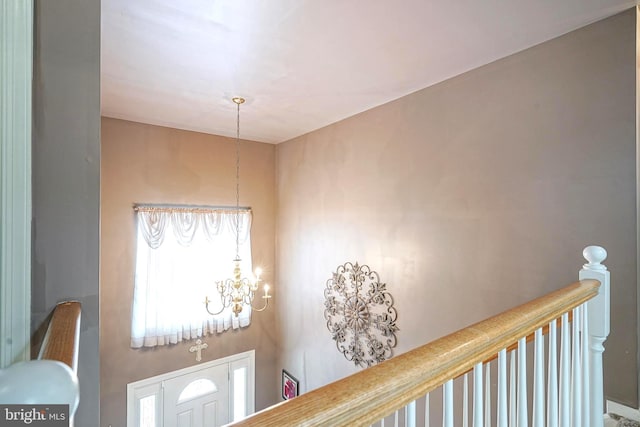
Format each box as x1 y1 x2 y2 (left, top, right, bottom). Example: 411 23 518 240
100 118 278 427
276 10 637 406
32 0 101 425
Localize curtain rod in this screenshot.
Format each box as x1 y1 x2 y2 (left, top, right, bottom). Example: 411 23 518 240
133 203 251 213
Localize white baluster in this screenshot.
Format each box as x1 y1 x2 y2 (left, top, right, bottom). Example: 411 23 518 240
406 400 416 427
547 319 558 427
571 306 582 427
510 350 516 427
582 302 590 427
394 409 399 427
443 380 453 427
517 338 528 427
425 393 430 427
579 245 609 427
498 350 507 427
463 373 469 427
533 328 545 427
485 364 491 427
473 363 483 427
559 313 570 427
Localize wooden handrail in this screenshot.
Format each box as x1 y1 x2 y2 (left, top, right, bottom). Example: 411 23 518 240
455 311 574 379
230 279 600 427
38 301 81 373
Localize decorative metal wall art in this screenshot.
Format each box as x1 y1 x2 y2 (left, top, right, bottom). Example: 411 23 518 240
324 262 398 368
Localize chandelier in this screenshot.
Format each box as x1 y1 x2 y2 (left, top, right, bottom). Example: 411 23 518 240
205 97 271 317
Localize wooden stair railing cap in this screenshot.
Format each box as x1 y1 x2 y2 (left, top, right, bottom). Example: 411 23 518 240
38 301 82 373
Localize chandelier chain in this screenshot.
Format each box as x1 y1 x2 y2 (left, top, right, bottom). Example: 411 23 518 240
204 96 271 318
235 100 241 259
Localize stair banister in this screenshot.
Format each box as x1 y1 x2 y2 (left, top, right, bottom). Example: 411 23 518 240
228 246 608 426
230 287 601 425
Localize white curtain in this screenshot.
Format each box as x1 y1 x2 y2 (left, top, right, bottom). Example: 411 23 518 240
131 209 253 348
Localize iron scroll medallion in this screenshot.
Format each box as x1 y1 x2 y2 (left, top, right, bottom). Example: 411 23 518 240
324 262 398 368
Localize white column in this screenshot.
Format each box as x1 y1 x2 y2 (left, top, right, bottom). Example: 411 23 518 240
582 302 591 427
485 364 491 427
517 338 528 427
533 328 545 427
473 363 483 427
406 400 416 427
497 350 507 427
463 373 469 427
0 0 33 368
571 306 582 427
510 350 517 427
559 313 571 427
443 380 454 427
579 245 609 427
425 393 430 427
547 319 559 427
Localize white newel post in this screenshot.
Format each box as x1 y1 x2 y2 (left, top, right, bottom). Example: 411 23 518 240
579 245 610 427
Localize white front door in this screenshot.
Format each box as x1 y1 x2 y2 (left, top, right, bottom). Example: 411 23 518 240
127 350 255 427
162 364 229 427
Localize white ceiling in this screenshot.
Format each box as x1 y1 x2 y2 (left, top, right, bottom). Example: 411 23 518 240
101 0 636 144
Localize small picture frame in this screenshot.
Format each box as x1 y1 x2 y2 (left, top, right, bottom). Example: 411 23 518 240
281 369 299 400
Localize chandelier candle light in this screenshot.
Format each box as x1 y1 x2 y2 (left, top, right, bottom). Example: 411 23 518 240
204 97 271 317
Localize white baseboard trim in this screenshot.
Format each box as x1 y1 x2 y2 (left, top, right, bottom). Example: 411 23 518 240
607 400 640 421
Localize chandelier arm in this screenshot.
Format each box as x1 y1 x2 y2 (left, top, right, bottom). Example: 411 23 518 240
250 295 271 312
204 296 226 316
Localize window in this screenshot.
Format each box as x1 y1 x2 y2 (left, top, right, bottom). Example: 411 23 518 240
231 361 249 421
138 395 156 427
177 379 218 403
128 383 161 427
131 207 253 348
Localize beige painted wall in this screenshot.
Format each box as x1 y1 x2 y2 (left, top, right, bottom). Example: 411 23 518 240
276 9 637 407
100 118 277 426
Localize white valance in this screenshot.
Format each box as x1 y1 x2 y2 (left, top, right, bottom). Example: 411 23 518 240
137 209 251 249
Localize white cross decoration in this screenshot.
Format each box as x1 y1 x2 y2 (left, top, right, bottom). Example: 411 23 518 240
189 339 208 362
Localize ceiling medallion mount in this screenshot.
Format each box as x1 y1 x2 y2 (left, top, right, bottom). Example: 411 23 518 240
324 262 398 368
232 96 245 105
